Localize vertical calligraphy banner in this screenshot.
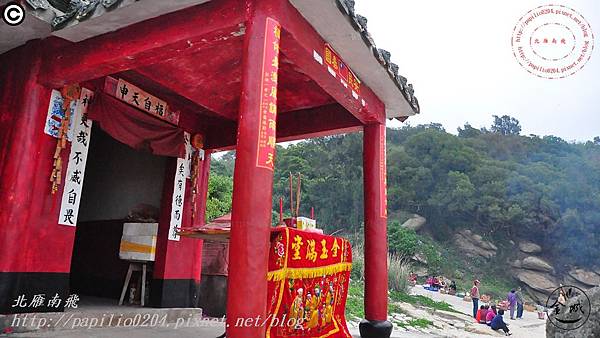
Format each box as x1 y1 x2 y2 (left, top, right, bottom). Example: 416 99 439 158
169 132 191 241
58 88 94 226
380 124 387 218
256 17 281 171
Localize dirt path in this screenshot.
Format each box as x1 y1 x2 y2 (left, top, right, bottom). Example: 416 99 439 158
407 285 547 337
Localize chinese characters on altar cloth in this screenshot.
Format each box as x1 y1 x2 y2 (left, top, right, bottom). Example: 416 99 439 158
266 227 352 338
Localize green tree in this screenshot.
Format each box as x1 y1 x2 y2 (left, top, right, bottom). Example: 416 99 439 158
205 174 233 221
491 115 521 135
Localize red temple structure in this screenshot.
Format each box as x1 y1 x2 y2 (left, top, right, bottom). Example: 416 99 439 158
0 0 419 337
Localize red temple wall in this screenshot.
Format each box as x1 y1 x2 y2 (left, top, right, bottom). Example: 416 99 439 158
0 40 205 312
0 40 75 274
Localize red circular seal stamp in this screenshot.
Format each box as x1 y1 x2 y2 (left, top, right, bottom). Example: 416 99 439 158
511 4 594 79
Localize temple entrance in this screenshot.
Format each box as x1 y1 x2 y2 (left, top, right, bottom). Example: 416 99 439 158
69 125 167 308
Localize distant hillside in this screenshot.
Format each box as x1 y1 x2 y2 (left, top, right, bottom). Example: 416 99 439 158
210 116 600 300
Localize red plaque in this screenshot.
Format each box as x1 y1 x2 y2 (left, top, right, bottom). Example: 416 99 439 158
324 44 361 95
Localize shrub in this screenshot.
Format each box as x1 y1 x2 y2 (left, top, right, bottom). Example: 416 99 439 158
388 222 419 257
388 253 412 293
350 242 364 281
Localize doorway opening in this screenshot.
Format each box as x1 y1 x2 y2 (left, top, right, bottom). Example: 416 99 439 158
69 125 167 309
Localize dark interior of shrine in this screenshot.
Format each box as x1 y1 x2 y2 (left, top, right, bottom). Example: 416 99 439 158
70 127 166 305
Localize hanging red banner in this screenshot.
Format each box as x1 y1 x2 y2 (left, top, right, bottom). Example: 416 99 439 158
266 227 352 338
256 17 281 171
324 44 361 95
380 125 387 218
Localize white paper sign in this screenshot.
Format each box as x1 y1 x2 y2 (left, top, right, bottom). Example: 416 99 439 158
168 132 191 241
58 88 94 226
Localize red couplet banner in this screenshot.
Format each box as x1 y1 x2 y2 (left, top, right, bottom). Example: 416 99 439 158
266 227 352 338
256 17 281 171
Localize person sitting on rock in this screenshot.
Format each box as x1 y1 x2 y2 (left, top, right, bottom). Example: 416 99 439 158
479 305 489 324
449 280 457 293
486 304 497 325
476 305 485 323
490 309 511 336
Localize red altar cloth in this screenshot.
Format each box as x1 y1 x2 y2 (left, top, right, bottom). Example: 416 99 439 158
266 227 352 338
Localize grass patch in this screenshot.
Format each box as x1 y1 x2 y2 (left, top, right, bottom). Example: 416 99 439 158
346 280 365 319
388 302 403 314
345 293 364 319
389 291 458 313
346 279 406 319
397 318 433 329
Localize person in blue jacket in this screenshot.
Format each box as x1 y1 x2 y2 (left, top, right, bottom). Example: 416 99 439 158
490 309 511 336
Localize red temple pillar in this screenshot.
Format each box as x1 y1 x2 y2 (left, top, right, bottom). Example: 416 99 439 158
226 1 280 337
151 158 203 308
360 123 392 338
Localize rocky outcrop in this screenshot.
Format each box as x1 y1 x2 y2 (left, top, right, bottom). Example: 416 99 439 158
453 229 497 259
563 275 590 291
411 253 428 264
515 270 558 293
567 268 600 287
413 267 428 277
515 270 559 303
546 286 599 338
510 259 522 268
401 214 426 231
521 256 554 273
519 241 542 254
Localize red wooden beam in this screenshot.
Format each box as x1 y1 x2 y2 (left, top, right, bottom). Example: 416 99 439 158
203 103 363 150
276 103 362 141
270 1 386 124
39 0 245 86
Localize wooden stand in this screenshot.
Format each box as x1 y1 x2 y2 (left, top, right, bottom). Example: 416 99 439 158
119 261 147 306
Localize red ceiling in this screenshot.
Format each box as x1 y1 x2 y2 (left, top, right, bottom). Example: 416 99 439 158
132 34 335 121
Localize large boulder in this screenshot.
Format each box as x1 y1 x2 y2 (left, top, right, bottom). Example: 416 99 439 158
401 214 426 231
523 285 552 304
568 268 600 287
453 229 497 259
519 241 542 254
413 267 428 277
522 256 555 273
562 275 591 291
515 270 558 295
546 286 600 338
411 252 428 264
